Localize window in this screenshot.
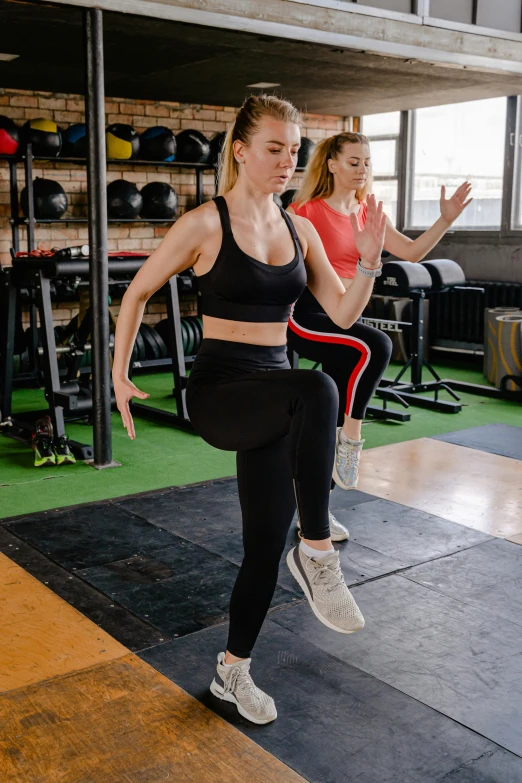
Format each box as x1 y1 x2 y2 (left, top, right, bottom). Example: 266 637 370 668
429 0 474 24
357 0 413 11
407 98 507 230
361 111 401 225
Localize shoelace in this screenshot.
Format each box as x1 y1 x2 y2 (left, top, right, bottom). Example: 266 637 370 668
337 440 361 469
223 665 256 697
308 557 346 594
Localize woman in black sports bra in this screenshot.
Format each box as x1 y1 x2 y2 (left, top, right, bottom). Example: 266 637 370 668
113 95 385 726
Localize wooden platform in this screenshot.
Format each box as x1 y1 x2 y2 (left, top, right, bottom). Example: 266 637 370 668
358 438 522 541
0 554 305 783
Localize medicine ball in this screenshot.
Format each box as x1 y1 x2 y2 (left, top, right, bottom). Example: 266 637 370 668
106 124 139 160
107 179 143 219
140 182 178 219
62 123 87 157
21 177 68 219
297 137 315 169
0 116 19 155
21 118 62 157
175 129 210 163
140 126 176 161
281 189 297 210
208 131 226 167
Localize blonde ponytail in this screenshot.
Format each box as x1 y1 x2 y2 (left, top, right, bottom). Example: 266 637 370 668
295 131 371 206
217 94 301 196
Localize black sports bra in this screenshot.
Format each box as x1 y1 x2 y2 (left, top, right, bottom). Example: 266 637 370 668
196 196 307 323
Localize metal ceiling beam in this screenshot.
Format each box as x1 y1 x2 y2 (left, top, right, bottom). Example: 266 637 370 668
41 0 522 76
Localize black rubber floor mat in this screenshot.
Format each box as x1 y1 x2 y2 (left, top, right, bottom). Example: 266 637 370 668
432 424 522 461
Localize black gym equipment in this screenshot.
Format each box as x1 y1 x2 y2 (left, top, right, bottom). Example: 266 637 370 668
61 123 88 157
208 131 226 167
21 177 68 220
21 118 62 157
373 259 522 411
0 115 19 155
297 137 316 169
175 129 210 163
106 123 140 159
140 182 178 219
107 179 143 219
139 126 177 161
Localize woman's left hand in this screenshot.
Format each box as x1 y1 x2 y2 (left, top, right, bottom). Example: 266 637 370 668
440 181 473 224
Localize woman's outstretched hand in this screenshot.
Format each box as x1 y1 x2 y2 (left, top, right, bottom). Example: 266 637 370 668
113 377 150 440
440 181 473 224
350 193 386 268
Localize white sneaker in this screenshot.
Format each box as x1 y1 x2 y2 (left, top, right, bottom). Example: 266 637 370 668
333 428 364 490
210 652 277 725
287 546 365 634
297 510 349 542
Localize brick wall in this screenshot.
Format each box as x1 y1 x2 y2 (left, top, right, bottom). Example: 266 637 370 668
0 88 349 327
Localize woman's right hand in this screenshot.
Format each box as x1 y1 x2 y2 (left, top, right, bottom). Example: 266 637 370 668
350 193 386 268
113 377 150 440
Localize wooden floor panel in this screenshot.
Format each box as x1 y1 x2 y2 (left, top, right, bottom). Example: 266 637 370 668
358 438 522 539
0 653 306 783
0 552 127 693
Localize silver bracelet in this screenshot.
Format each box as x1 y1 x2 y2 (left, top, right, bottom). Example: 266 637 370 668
357 258 382 278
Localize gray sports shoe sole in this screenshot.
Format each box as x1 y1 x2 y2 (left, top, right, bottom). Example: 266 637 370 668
210 679 277 725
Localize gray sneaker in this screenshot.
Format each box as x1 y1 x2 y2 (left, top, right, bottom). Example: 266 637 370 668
286 546 365 634
333 428 364 490
297 510 349 542
210 652 277 725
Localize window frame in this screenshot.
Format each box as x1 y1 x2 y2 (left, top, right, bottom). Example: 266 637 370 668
401 96 520 238
361 113 402 226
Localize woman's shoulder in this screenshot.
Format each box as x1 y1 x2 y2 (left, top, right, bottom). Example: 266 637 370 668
289 198 324 217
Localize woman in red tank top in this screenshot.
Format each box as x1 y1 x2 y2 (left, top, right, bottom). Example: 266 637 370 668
287 132 472 541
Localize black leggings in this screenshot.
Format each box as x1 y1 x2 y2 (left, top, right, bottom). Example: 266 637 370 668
288 308 393 424
186 338 338 658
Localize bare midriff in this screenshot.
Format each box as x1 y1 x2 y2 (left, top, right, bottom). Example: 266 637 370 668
202 315 289 346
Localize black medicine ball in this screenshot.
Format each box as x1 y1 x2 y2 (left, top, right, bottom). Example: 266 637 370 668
62 123 87 157
140 126 176 161
140 182 178 219
21 178 68 219
175 129 210 163
0 115 19 155
281 189 297 210
297 137 316 169
106 124 140 159
21 118 62 157
208 132 227 167
107 179 143 219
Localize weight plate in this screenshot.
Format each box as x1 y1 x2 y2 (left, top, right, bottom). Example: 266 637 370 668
135 328 147 362
183 318 195 356
154 319 171 355
180 319 188 354
140 324 161 360
150 324 169 359
186 316 200 354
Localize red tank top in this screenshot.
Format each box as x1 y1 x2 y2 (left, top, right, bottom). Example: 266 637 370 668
290 198 367 279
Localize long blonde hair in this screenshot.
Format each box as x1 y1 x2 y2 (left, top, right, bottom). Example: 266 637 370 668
217 94 302 196
295 132 372 206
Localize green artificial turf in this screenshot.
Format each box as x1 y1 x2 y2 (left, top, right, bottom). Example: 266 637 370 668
1 359 520 519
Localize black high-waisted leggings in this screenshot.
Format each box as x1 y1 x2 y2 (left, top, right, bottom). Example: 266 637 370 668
288 305 393 424
186 338 338 658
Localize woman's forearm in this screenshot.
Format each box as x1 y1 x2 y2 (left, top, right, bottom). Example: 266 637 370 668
112 291 147 382
333 262 377 329
407 215 452 262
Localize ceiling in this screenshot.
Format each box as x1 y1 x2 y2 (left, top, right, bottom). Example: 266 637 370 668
1 0 521 115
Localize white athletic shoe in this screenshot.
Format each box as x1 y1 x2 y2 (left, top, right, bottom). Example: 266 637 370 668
287 546 365 634
297 510 349 542
333 428 364 490
210 652 277 725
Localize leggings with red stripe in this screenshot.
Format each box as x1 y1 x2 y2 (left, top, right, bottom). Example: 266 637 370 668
288 293 392 424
